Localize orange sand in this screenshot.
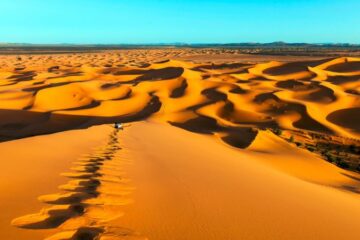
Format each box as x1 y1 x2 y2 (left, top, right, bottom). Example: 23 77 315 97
117 121 360 240
0 125 112 240
0 51 359 239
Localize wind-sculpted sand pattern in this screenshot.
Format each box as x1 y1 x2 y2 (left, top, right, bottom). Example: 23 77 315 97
0 53 359 144
11 129 146 240
1 51 360 240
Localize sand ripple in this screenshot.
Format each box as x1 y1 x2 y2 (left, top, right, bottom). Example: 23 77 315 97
0 54 359 144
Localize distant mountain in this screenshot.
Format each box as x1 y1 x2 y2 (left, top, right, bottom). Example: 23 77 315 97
0 42 360 48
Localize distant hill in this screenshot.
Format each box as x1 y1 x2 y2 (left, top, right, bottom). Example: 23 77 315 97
1 42 360 49
1 42 360 56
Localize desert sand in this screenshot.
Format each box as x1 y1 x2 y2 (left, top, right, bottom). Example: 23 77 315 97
0 50 359 240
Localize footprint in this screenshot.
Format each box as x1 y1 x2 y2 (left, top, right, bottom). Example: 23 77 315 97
12 128 143 239
59 179 101 193
39 192 96 205
45 227 104 240
12 204 85 229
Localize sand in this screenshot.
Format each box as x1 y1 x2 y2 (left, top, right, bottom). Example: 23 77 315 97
0 125 112 240
0 50 360 239
0 53 359 141
117 122 360 240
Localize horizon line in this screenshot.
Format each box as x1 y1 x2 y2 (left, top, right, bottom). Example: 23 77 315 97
1 41 360 46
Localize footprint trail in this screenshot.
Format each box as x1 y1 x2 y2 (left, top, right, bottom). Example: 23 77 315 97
11 128 146 240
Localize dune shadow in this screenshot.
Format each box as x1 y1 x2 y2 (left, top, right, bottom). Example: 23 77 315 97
170 79 188 98
263 59 331 75
340 185 360 194
341 172 360 182
221 128 258 148
169 115 222 135
327 107 360 132
0 94 161 143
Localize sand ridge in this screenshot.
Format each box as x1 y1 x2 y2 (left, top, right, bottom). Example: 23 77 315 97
11 128 146 240
0 52 359 174
0 53 359 142
1 51 359 187
115 122 360 240
1 51 360 239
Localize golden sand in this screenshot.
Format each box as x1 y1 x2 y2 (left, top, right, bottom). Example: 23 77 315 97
0 50 359 239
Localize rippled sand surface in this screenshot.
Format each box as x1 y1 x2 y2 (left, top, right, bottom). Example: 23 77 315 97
0 50 360 240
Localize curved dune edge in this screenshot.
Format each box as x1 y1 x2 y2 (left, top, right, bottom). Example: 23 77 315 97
0 54 359 167
114 122 360 240
1 53 360 239
247 130 360 187
5 121 360 240
0 56 359 140
1 55 359 171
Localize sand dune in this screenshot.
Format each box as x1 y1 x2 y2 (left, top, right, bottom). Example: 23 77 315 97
0 125 112 240
0 53 359 141
0 51 360 239
10 128 144 240
116 122 360 240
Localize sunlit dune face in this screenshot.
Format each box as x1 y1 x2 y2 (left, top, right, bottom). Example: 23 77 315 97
1 50 360 240
0 51 359 143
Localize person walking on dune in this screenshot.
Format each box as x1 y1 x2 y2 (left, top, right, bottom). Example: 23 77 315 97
114 122 123 130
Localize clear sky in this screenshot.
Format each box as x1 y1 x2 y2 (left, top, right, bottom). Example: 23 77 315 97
0 0 359 44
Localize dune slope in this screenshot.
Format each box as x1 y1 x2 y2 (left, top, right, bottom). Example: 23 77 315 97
0 54 359 142
116 122 360 240
0 51 360 239
0 125 112 240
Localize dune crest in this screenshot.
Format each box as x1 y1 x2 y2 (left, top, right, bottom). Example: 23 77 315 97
11 129 146 240
0 54 359 142
1 52 359 171
1 51 360 239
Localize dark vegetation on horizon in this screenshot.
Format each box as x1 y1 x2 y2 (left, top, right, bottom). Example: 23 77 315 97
1 42 360 56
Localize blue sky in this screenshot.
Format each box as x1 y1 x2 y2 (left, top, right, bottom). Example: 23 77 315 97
0 0 359 44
